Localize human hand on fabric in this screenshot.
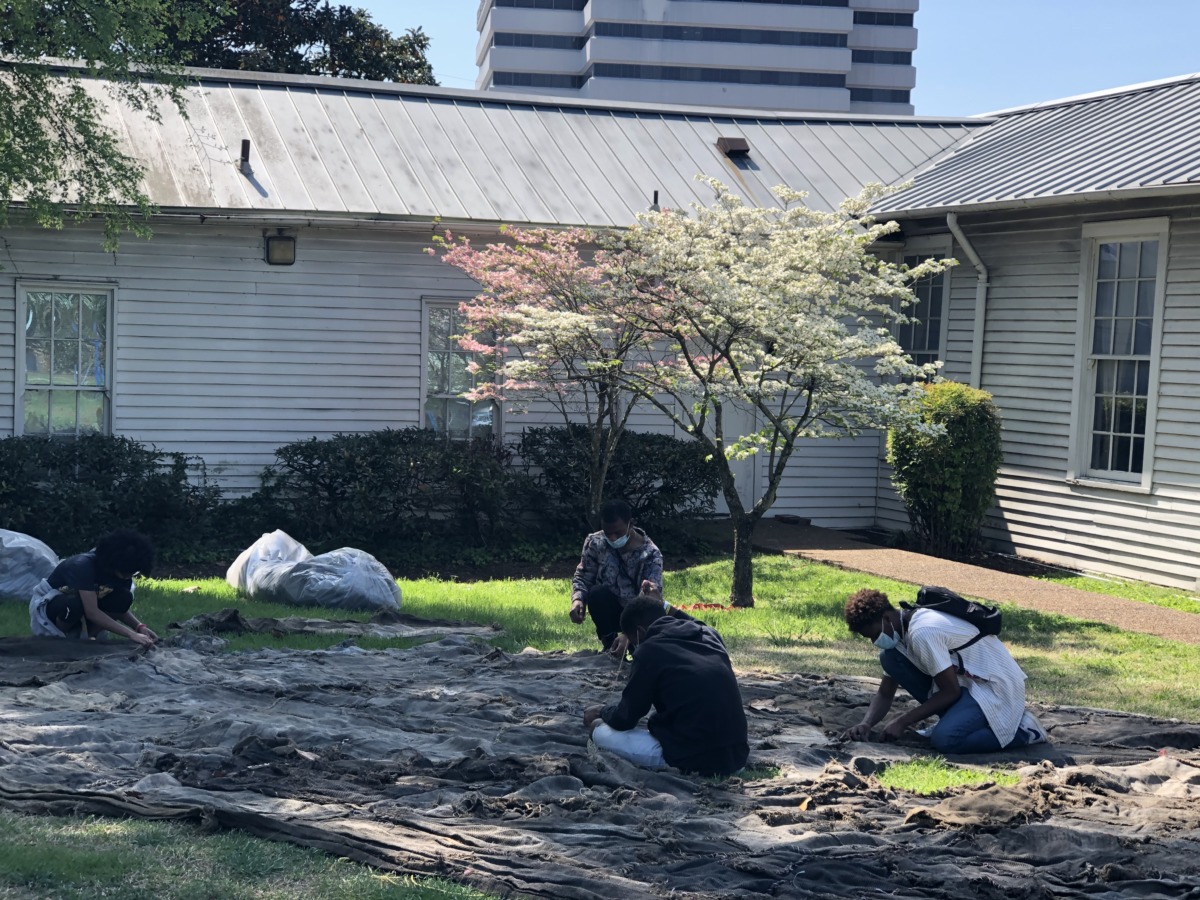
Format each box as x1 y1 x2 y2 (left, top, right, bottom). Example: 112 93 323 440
841 722 873 742
570 599 586 624
640 580 661 599
583 706 604 732
137 624 159 641
608 634 630 659
130 631 155 648
880 718 908 742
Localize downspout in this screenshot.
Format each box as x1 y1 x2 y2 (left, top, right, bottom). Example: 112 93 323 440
946 213 989 389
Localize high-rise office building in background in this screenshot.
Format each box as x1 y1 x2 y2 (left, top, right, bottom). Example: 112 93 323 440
476 0 918 115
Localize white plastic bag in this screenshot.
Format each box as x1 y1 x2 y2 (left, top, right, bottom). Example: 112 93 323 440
0 529 60 603
226 530 401 613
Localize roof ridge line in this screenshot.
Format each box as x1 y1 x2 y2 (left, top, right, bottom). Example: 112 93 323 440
982 71 1200 117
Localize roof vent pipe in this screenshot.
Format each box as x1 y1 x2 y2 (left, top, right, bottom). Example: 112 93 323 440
650 190 660 212
239 139 253 176
946 212 989 389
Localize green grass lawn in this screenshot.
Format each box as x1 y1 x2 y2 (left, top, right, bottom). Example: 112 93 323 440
4 552 1199 899
1035 571 1200 616
876 756 1020 795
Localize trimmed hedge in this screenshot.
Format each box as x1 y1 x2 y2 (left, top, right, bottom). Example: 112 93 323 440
888 381 1004 558
0 434 222 561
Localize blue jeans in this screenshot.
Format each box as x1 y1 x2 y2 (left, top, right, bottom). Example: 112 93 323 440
880 648 1029 754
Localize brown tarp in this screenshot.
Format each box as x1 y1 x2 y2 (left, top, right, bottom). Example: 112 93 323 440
1 634 1199 898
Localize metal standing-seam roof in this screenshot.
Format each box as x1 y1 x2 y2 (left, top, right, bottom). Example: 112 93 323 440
88 67 986 226
876 72 1200 216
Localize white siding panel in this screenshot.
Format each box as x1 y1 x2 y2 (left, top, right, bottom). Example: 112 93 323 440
887 202 1200 590
0 278 13 435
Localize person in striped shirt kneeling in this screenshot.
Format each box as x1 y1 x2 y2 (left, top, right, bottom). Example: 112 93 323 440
841 588 1048 753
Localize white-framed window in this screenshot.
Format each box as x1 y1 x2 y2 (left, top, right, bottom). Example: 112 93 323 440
895 238 951 369
16 284 114 436
421 301 499 440
1069 218 1168 489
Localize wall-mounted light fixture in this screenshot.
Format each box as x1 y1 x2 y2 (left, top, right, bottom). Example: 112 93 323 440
264 230 296 265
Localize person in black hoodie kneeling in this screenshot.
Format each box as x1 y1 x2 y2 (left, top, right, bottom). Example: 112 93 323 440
583 594 749 777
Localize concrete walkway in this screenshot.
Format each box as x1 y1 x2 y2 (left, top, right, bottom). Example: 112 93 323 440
737 519 1200 646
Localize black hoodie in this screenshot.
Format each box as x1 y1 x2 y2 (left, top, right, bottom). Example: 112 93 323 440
600 617 749 777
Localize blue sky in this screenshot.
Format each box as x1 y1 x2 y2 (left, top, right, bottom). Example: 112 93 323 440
365 0 1200 116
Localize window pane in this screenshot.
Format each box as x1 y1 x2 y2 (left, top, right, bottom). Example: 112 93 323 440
25 340 50 384
1090 433 1111 470
446 399 471 438
423 398 445 432
470 401 496 439
428 307 453 351
1095 281 1115 317
448 354 472 393
1113 435 1132 472
1093 396 1112 431
1116 359 1136 394
79 340 107 387
1139 240 1158 277
51 340 79 385
1136 281 1155 318
1112 319 1133 356
427 352 448 394
1133 398 1147 435
1118 242 1140 278
1092 319 1113 355
50 390 78 435
1136 360 1150 395
1116 281 1136 318
81 294 108 342
22 389 49 434
1096 360 1116 393
79 392 106 434
26 292 52 338
51 292 80 339
1133 318 1152 356
1114 397 1133 433
1097 243 1118 279
1131 437 1145 474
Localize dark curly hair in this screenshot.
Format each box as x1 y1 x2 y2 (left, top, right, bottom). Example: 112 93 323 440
94 529 155 578
844 588 893 635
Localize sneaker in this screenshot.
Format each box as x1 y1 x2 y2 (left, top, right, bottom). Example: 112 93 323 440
1017 710 1049 746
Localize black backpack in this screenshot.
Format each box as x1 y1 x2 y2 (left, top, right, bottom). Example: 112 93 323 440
900 585 1002 655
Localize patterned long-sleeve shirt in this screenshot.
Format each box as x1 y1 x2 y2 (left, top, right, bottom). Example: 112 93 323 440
570 528 663 606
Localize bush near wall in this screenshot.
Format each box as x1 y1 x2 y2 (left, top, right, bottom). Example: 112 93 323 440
888 381 1004 559
0 427 722 570
0 434 222 561
516 425 723 534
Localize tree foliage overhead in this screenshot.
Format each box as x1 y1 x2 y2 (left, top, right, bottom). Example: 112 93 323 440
0 0 215 247
171 1 436 84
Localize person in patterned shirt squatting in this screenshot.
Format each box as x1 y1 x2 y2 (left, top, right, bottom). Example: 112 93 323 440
569 499 691 658
841 588 1048 752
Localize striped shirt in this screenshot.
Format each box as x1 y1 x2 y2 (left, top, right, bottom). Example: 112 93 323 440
899 608 1027 746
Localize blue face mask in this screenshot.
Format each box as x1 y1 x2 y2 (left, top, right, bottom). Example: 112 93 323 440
605 531 630 550
873 622 899 651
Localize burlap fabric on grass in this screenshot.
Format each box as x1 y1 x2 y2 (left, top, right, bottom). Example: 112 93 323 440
1 633 1199 899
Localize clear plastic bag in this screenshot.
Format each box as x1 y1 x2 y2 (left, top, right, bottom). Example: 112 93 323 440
0 529 60 603
226 530 401 613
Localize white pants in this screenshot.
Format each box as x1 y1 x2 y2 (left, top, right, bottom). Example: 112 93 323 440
591 723 667 770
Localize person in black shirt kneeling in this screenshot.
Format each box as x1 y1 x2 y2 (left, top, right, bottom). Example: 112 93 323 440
29 529 157 647
583 594 749 778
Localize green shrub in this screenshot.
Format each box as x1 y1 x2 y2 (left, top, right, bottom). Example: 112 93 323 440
888 381 1003 558
257 428 533 558
0 434 221 560
516 425 722 531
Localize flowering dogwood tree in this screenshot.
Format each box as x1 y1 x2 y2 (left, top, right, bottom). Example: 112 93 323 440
597 180 952 606
430 227 650 525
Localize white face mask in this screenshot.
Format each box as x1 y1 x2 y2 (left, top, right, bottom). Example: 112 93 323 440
873 620 899 651
605 528 631 550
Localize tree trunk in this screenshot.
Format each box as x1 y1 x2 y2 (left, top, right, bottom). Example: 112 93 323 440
729 512 757 607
